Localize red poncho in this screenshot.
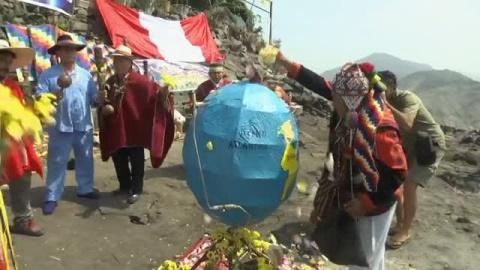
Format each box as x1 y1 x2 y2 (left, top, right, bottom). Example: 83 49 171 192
98 72 174 168
1 78 43 184
195 79 232 102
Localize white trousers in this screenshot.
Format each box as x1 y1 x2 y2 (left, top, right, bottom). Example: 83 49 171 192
349 204 396 270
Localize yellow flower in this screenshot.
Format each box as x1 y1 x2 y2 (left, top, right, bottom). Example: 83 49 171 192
268 233 278 245
252 240 270 252
161 74 177 88
213 228 228 240
261 0 272 6
0 84 46 144
236 247 245 257
259 45 279 65
34 93 57 125
179 264 191 270
206 251 220 264
257 257 274 270
158 260 177 270
216 239 229 250
300 264 312 270
296 180 308 193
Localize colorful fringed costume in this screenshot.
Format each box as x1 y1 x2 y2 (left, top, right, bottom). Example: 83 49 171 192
285 60 408 269
286 62 407 218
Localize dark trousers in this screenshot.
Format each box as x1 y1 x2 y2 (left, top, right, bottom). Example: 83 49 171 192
111 147 145 194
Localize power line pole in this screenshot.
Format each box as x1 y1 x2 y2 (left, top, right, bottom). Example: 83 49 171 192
269 1 273 44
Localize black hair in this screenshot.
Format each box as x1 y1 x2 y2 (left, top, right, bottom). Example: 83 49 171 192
378 70 397 88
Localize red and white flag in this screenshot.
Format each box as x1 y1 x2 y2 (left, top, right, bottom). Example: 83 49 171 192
96 0 225 63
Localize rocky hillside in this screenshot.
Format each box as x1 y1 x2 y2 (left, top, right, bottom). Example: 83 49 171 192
399 70 480 129
321 53 433 80
1 0 334 118
0 0 97 37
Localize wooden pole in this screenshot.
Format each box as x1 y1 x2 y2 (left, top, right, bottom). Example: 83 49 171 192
26 27 38 93
94 45 106 91
143 60 149 80
50 14 60 66
269 1 273 44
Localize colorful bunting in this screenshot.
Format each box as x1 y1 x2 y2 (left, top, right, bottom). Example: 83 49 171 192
3 24 115 81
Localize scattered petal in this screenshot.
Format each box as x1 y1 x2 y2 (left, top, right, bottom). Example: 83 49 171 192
296 180 308 194
296 207 302 217
203 214 212 224
206 141 213 151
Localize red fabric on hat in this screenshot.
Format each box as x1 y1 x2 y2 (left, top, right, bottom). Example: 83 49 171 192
359 62 375 75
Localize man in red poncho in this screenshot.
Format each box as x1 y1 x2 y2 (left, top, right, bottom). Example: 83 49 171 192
98 45 174 204
0 39 43 236
195 63 232 102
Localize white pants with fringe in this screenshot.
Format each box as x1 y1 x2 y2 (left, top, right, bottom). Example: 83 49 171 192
349 204 396 270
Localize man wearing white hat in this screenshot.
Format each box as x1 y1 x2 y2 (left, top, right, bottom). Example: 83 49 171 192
0 39 44 236
195 63 232 102
98 45 174 204
36 35 104 215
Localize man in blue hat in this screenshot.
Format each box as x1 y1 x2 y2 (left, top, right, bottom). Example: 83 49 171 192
36 35 104 215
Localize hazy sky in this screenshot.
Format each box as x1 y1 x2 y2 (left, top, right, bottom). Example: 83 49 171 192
253 0 480 75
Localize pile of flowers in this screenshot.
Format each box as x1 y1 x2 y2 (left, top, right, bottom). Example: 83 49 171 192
157 228 333 270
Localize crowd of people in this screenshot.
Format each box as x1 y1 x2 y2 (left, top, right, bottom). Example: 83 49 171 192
0 34 446 270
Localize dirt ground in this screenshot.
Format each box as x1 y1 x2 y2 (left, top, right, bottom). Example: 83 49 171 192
2 114 479 270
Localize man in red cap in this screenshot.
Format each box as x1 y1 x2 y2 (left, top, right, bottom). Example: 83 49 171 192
0 38 43 236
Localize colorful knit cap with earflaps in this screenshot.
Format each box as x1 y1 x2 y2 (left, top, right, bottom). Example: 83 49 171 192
332 62 388 192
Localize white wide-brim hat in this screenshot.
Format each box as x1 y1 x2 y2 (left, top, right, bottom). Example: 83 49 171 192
110 45 140 60
0 39 35 71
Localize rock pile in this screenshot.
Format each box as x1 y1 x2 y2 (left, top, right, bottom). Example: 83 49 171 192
0 0 99 38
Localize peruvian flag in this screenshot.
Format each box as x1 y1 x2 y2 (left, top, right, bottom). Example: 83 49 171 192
96 0 225 63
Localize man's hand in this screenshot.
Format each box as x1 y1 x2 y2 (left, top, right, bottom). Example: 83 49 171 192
380 91 389 106
53 88 64 101
159 86 171 111
344 197 368 218
97 90 107 104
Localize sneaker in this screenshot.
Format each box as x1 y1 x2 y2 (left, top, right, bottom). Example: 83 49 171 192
127 194 140 204
77 191 100 200
43 201 58 215
11 218 44 237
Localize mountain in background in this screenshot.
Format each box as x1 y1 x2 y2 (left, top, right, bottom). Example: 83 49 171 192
321 53 433 80
399 70 480 129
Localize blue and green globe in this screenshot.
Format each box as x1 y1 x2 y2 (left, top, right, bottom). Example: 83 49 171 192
183 82 300 226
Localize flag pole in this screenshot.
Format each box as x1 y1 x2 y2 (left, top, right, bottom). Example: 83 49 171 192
26 27 38 86
269 1 273 44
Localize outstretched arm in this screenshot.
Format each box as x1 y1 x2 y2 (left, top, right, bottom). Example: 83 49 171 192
276 52 333 101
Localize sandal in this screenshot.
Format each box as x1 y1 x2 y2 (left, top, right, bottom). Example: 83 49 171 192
388 227 400 236
386 235 411 250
